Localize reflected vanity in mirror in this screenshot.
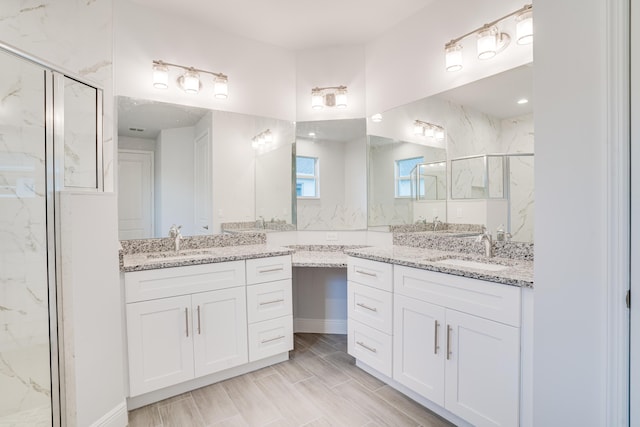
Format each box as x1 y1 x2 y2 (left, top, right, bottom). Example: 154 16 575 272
295 119 367 230
367 63 534 242
117 96 295 239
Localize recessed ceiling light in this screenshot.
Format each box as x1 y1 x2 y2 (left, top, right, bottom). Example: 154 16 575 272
517 98 529 105
308 132 316 137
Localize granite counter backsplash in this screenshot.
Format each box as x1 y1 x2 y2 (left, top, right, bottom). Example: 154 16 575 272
393 231 533 261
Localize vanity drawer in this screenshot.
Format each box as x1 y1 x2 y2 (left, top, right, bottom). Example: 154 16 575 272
125 261 245 303
394 265 521 326
348 319 392 377
246 279 292 323
347 257 393 292
348 281 393 335
248 315 293 362
246 255 292 285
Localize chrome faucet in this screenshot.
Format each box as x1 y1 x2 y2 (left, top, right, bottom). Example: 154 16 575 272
479 228 493 257
432 216 442 232
168 224 183 252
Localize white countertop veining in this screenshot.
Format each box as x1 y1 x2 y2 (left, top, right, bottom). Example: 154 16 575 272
344 245 533 288
121 244 294 272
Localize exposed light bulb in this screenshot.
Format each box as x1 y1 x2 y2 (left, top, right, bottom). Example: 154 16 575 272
435 128 445 140
413 122 424 136
517 98 529 105
424 127 435 138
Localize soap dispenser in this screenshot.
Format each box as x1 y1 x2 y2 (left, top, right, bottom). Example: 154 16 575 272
496 224 505 242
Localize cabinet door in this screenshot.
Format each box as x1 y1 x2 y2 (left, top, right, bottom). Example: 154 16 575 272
192 287 248 377
444 310 520 427
126 295 194 396
393 294 446 406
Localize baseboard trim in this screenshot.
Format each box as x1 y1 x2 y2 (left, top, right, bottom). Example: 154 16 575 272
90 400 127 427
294 318 347 334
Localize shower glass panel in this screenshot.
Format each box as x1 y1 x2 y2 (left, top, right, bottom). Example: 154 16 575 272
0 51 53 425
64 77 98 188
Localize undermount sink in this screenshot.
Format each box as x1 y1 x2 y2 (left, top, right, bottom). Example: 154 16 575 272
434 258 510 272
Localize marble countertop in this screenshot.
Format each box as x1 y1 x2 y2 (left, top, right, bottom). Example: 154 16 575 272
121 244 294 272
344 246 533 288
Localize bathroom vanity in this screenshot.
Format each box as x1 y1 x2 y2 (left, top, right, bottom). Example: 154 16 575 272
119 234 295 409
345 245 533 427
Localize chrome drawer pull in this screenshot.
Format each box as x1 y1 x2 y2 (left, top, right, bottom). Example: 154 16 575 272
446 325 452 360
356 302 378 312
434 320 440 354
261 335 285 344
185 308 189 337
258 267 284 274
356 341 377 353
259 298 285 306
355 269 377 278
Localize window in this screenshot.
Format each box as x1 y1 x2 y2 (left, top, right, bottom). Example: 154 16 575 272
296 156 319 198
395 156 424 198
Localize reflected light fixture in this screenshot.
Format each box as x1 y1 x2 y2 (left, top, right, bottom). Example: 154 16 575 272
444 4 532 71
413 120 445 141
517 98 529 105
152 60 228 99
252 129 273 149
371 113 383 123
310 85 348 110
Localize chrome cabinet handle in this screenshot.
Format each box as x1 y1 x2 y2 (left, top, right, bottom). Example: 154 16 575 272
258 267 284 274
434 320 440 354
356 302 378 312
259 298 285 306
355 269 377 278
185 308 189 337
197 305 201 335
261 335 285 344
446 325 452 360
356 341 377 353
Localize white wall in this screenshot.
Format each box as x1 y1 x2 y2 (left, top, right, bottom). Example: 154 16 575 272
365 0 533 115
114 0 296 121
118 135 155 152
533 0 610 425
296 45 366 122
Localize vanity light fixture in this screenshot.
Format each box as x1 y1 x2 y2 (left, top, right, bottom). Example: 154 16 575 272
413 120 445 140
251 129 273 149
311 85 348 110
152 60 229 99
444 4 532 71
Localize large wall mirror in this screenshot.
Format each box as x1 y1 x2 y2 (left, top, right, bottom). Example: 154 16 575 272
116 96 295 239
367 63 534 242
295 119 367 230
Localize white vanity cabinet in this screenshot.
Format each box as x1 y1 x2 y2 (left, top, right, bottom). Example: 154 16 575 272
124 255 293 400
246 256 294 361
346 257 394 376
393 265 521 427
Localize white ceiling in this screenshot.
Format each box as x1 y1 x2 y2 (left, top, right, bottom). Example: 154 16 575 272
128 0 436 50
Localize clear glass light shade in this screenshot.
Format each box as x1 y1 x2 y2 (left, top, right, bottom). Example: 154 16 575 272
413 123 424 136
424 127 435 138
181 69 200 94
516 11 533 45
445 43 463 72
477 26 498 60
152 63 169 89
214 75 228 99
311 91 323 110
371 113 383 123
335 88 348 109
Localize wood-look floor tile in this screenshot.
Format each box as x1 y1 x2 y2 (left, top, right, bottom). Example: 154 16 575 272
128 404 162 427
254 372 322 426
247 365 276 380
155 392 192 407
192 381 239 425
296 334 340 357
295 353 350 388
263 418 296 427
322 351 386 391
221 373 281 426
211 414 250 427
272 359 313 384
301 418 333 427
295 377 371 427
374 385 455 427
333 379 419 427
157 397 205 427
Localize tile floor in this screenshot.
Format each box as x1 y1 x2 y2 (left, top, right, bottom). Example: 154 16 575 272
127 333 455 427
